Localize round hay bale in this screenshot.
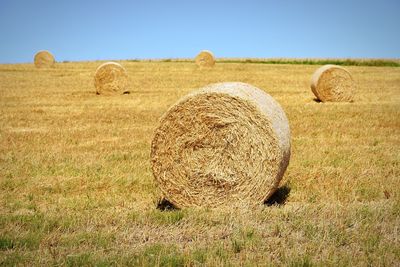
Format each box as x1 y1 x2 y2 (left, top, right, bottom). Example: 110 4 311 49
94 62 129 95
34 50 55 68
151 82 291 208
311 65 355 102
195 50 215 68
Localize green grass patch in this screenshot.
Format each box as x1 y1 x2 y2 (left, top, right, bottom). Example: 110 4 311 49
133 244 185 267
2 213 61 233
61 232 116 249
0 233 42 250
0 252 25 266
289 255 314 267
128 58 400 67
190 247 208 264
146 210 185 225
66 253 92 267
0 237 14 250
218 58 400 67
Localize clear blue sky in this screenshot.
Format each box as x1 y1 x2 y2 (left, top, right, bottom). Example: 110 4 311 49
0 0 399 63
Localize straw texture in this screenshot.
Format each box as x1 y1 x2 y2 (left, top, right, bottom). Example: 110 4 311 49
94 62 129 95
311 65 355 102
195 50 215 68
34 50 55 68
151 82 291 208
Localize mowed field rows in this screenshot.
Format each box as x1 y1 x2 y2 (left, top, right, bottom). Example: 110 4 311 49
0 61 399 266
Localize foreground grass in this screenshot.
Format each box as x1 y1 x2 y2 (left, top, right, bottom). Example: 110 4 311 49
0 61 399 266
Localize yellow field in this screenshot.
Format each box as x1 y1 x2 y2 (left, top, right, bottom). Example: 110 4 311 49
0 61 399 266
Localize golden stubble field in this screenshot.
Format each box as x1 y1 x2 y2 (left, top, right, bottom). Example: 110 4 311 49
0 61 399 266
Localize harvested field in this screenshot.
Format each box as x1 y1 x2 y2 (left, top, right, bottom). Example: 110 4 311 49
0 60 399 266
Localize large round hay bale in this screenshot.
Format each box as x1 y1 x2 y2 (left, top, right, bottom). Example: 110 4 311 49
151 82 291 208
34 50 55 68
311 65 355 102
94 62 129 95
195 50 215 68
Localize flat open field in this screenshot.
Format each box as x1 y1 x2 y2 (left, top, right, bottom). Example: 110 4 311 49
0 61 399 266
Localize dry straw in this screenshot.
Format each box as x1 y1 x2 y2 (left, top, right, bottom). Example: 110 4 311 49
195 50 215 68
151 82 291 208
311 65 355 102
94 62 129 95
34 50 55 68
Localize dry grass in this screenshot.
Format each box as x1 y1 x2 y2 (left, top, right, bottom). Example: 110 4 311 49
0 60 399 266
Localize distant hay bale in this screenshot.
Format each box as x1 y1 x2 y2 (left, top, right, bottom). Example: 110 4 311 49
151 82 291 208
94 62 129 95
311 65 355 102
34 50 55 68
195 50 215 68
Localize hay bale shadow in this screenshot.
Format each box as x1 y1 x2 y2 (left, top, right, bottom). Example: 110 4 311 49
264 184 291 206
157 184 291 210
313 98 322 103
156 198 178 211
